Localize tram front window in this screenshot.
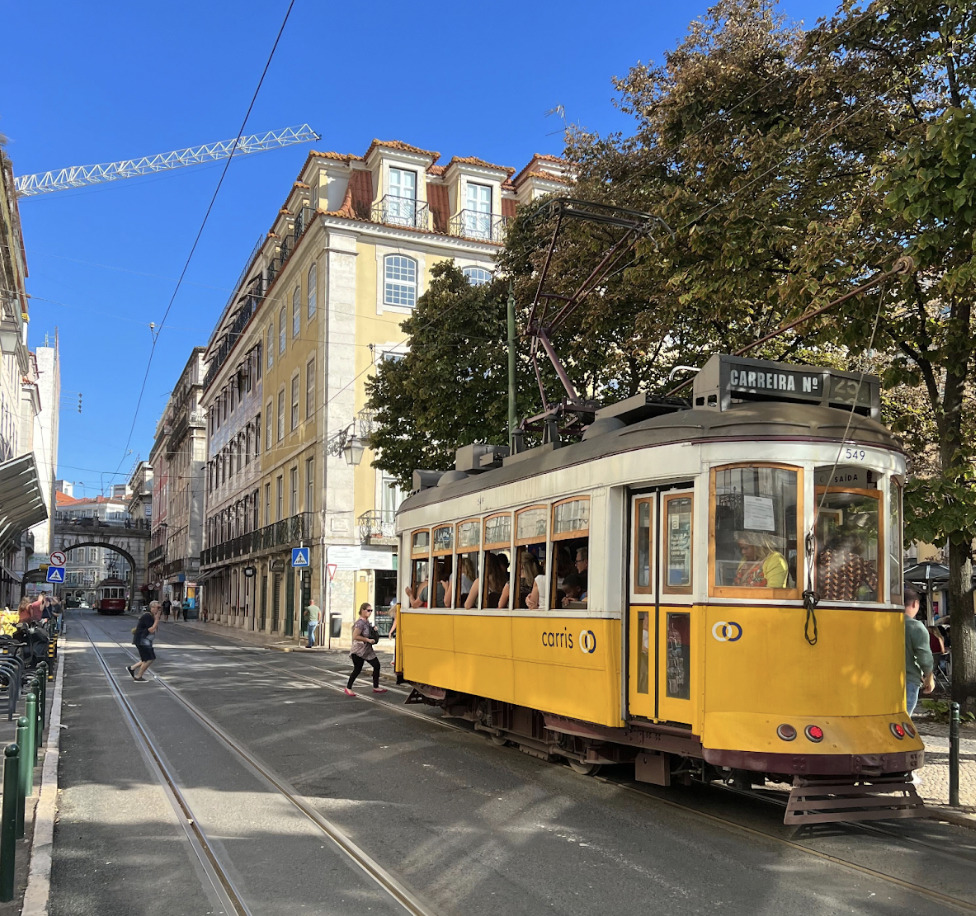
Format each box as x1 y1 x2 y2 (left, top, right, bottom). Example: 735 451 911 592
712 465 798 591
815 487 881 602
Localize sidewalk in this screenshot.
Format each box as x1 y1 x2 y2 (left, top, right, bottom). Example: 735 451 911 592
181 618 976 826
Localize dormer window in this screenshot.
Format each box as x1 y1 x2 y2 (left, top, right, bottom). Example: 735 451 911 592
389 168 417 227
465 183 492 239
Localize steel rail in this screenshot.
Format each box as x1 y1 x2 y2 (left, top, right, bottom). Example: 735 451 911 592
79 617 442 916
93 617 976 913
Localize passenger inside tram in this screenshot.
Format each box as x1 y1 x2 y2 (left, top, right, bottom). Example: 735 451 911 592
465 551 509 609
733 531 789 588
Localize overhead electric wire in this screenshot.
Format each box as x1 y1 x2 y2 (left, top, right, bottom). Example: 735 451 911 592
110 0 298 492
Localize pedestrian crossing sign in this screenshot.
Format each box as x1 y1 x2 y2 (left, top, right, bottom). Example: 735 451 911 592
46 566 65 583
291 547 310 568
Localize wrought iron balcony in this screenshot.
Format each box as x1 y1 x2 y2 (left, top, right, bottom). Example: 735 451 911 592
449 210 509 243
372 195 429 231
358 510 397 545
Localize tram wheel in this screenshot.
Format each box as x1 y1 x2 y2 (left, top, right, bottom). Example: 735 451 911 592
489 734 509 746
568 760 601 776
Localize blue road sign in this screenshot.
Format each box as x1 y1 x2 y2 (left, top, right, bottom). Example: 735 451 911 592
46 566 65 583
291 547 310 568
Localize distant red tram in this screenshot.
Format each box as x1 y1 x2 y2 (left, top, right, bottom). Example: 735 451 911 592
94 578 127 615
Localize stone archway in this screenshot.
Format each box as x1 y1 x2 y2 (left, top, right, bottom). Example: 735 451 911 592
53 539 141 611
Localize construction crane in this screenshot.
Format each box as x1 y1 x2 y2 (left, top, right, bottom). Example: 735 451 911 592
14 124 320 197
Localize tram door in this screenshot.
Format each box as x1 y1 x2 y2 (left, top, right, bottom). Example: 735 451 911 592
628 487 695 725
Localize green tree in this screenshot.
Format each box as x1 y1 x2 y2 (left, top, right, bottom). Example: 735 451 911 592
365 263 537 489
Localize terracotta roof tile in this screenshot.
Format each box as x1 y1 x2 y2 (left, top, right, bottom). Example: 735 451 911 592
328 169 374 221
308 150 359 162
428 165 447 176
446 155 516 176
427 182 450 234
365 139 440 162
501 198 517 219
512 154 572 186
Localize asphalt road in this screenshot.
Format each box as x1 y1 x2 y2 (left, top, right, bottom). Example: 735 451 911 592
49 612 976 915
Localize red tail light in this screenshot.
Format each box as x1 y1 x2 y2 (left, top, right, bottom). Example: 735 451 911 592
804 725 824 742
890 723 905 739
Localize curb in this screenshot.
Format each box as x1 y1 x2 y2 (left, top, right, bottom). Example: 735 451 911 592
21 646 64 916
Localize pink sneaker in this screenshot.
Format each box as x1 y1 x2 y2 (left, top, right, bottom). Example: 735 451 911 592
373 687 388 694
343 688 356 697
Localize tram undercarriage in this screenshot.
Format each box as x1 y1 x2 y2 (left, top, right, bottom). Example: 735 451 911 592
406 685 926 826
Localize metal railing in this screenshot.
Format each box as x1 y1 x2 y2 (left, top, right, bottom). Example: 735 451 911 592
200 512 314 566
449 210 509 243
371 195 430 231
358 510 396 544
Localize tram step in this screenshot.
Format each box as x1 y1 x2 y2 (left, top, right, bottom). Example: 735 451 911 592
784 778 925 825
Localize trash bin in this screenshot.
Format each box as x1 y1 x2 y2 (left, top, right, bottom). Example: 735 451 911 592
329 613 342 638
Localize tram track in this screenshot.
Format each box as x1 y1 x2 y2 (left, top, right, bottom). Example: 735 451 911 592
76 617 442 916
86 617 976 914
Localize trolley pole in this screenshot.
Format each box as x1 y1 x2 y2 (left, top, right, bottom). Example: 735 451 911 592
949 701 960 807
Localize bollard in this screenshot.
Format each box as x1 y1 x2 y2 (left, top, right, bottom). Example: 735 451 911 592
0 744 19 902
36 663 46 730
25 691 37 776
18 715 32 802
29 679 41 755
949 701 960 808
14 721 26 840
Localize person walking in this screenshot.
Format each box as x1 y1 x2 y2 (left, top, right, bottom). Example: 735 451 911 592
305 599 321 648
343 603 387 696
904 584 935 715
161 597 171 621
128 600 161 681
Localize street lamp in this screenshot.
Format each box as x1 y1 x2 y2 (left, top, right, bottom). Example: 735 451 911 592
325 414 373 468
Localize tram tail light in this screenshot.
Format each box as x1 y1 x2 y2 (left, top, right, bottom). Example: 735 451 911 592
804 725 824 743
903 721 917 738
890 723 906 739
776 724 797 741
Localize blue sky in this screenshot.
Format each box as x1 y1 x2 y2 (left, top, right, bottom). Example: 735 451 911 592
4 0 838 498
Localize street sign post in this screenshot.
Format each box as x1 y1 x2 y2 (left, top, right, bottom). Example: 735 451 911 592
49 551 66 567
46 567 65 583
291 547 310 568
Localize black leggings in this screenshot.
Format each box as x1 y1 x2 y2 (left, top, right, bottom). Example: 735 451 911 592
347 655 380 689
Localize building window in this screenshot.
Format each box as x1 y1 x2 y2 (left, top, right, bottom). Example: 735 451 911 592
388 167 417 226
307 264 317 319
463 266 492 286
465 182 492 239
266 401 273 451
290 375 300 431
276 475 283 520
305 457 315 511
384 255 417 308
278 306 286 354
265 483 271 525
292 286 301 339
277 390 285 441
267 324 274 368
305 356 316 420
289 467 298 516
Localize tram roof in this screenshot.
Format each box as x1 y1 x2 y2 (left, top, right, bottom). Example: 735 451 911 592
400 401 901 513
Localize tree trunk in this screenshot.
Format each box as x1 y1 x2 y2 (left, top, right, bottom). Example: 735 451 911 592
947 539 976 714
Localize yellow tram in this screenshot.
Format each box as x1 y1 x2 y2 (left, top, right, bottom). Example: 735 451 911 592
393 355 924 824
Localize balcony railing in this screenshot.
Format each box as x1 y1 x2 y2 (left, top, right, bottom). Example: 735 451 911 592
449 210 509 243
358 510 397 545
371 195 430 231
200 512 313 566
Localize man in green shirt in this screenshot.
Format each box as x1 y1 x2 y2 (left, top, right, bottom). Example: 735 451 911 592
305 601 321 648
904 584 935 715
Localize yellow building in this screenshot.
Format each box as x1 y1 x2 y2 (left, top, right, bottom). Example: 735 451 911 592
198 140 570 642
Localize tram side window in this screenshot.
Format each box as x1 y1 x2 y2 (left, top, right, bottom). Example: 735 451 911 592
552 497 589 608
889 480 903 603
815 482 881 602
482 514 512 609
664 495 694 594
712 466 798 592
516 507 547 609
456 520 480 608
407 530 430 607
429 525 453 608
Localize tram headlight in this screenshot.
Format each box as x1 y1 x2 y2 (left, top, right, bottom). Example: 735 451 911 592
890 723 906 739
776 724 797 741
804 725 824 743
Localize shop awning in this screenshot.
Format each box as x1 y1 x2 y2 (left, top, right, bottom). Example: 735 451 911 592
196 567 224 582
0 454 47 549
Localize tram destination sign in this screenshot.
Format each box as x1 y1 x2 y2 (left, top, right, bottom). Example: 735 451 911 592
692 354 880 418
